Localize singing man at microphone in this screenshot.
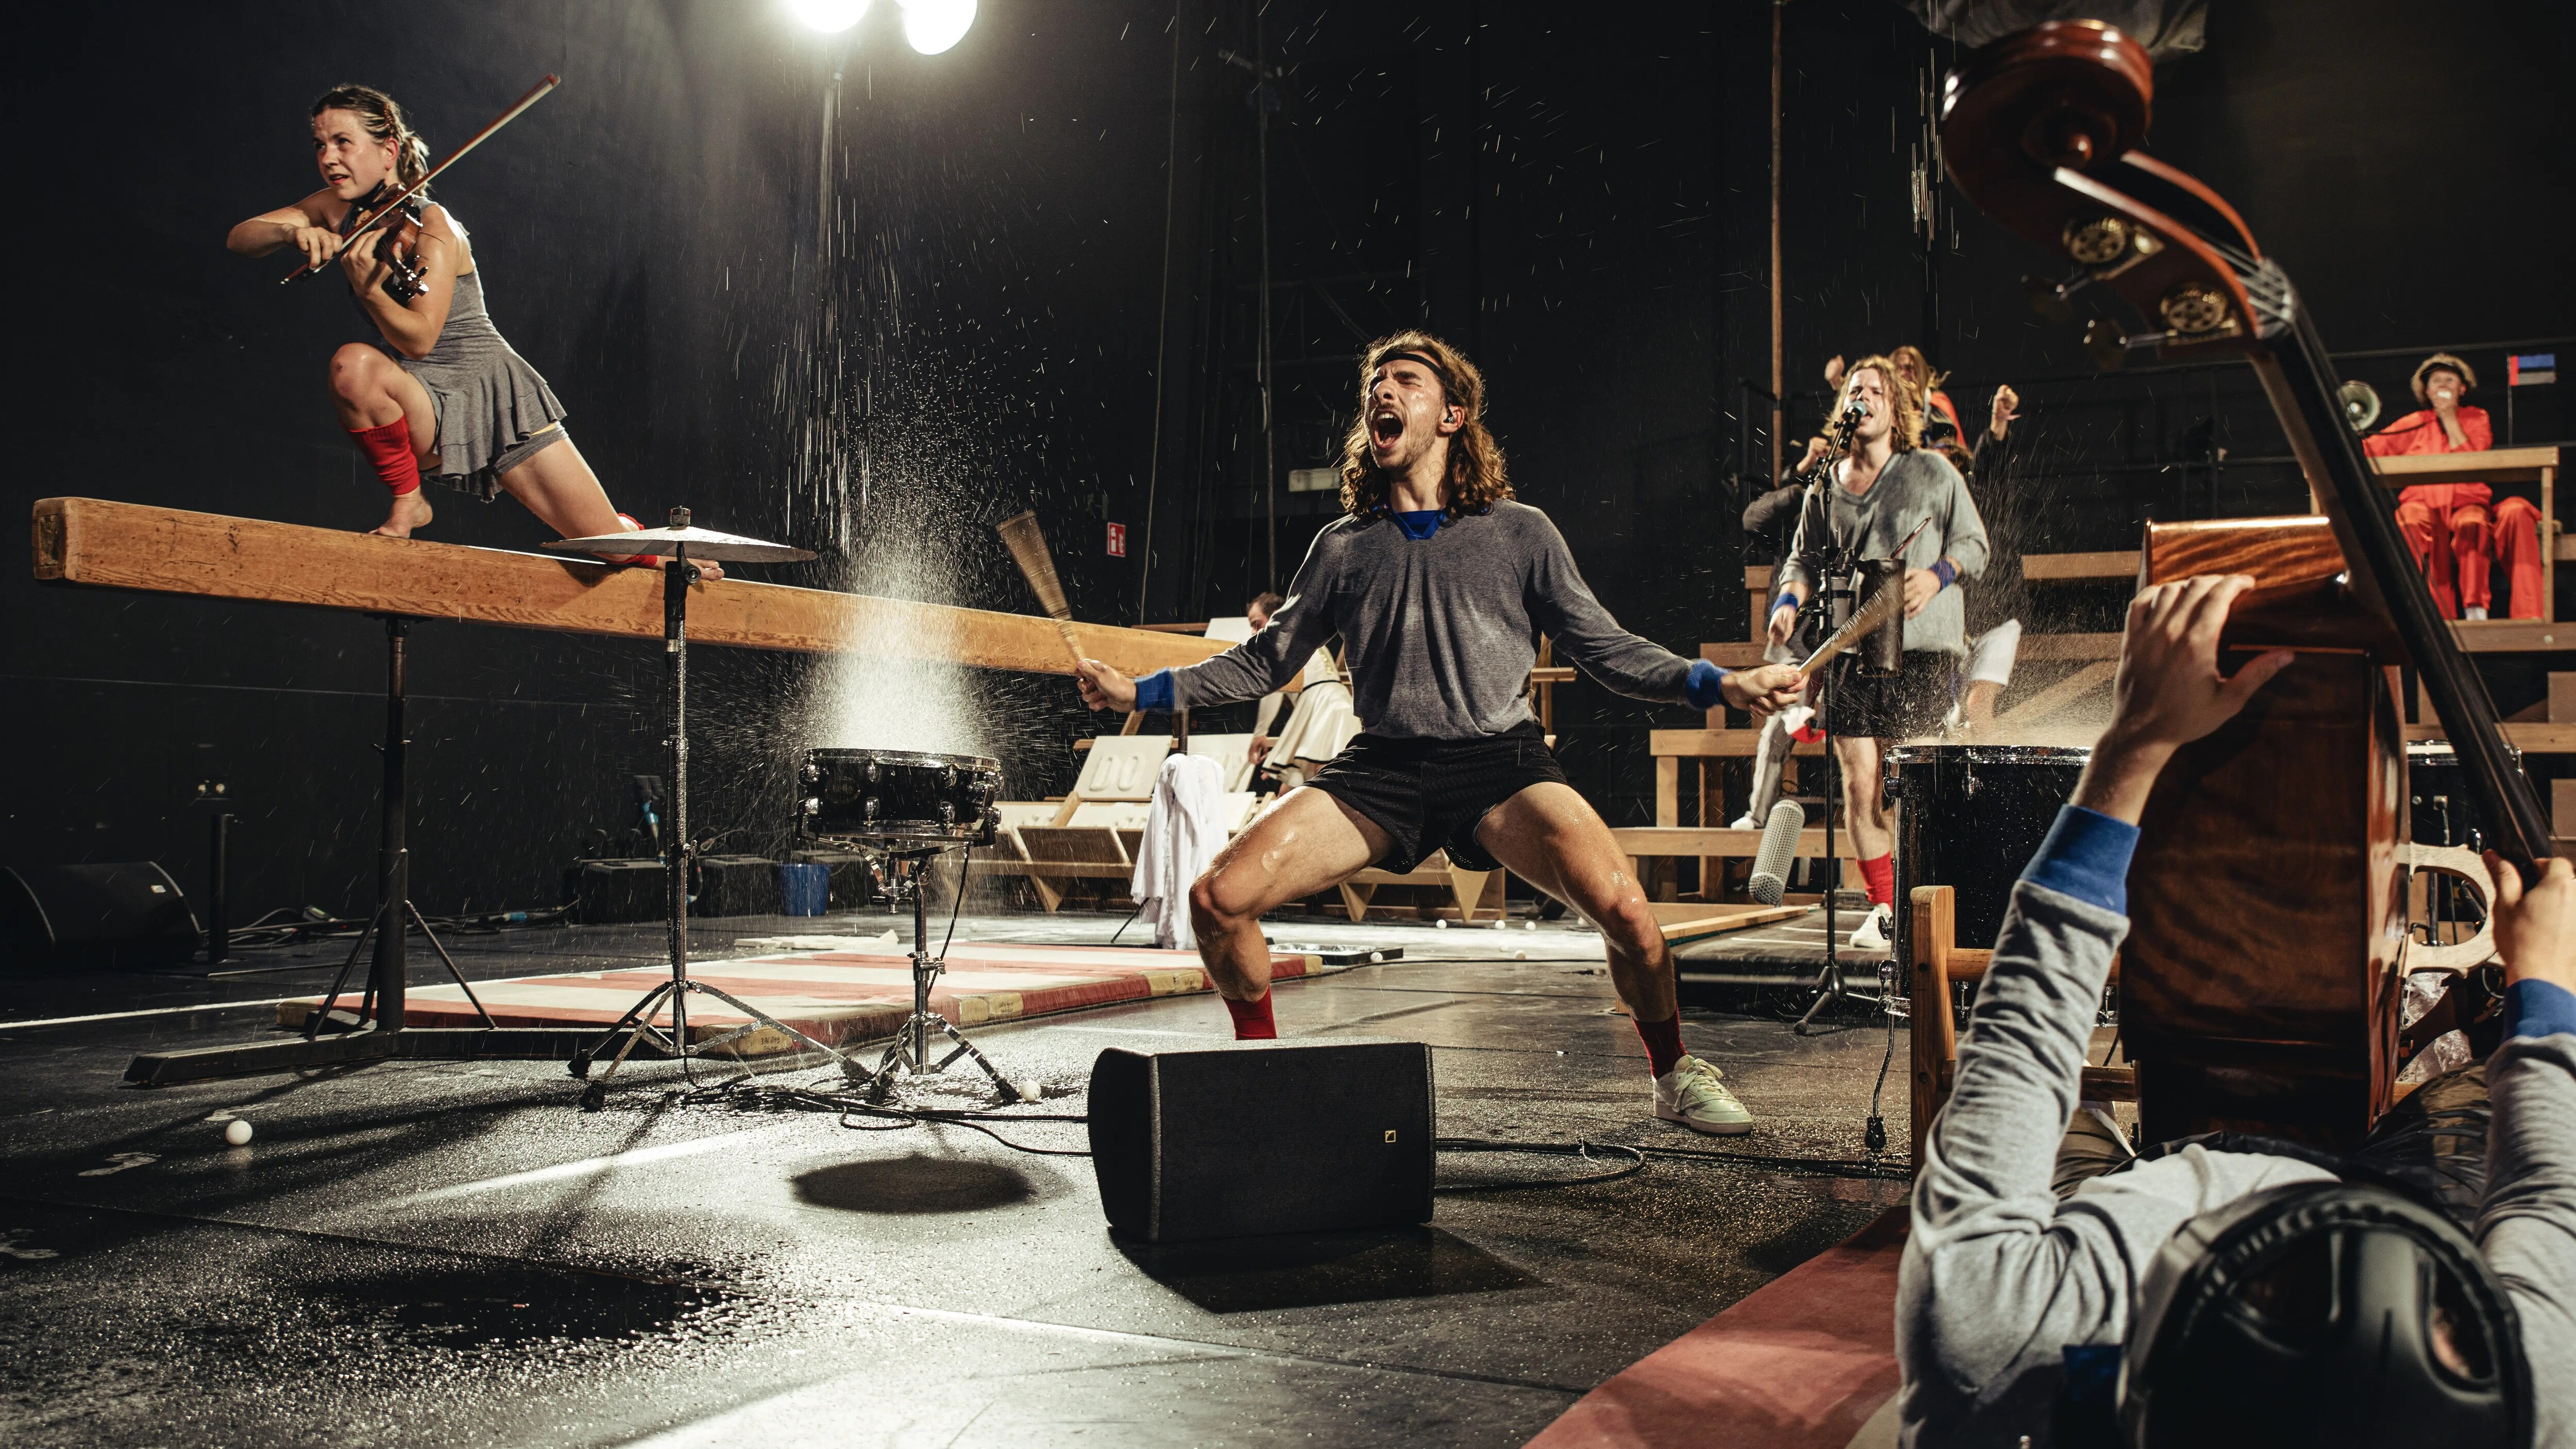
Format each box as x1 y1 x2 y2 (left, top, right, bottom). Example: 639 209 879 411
1768 355 1990 952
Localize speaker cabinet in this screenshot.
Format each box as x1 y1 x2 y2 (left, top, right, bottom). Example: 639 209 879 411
0 862 199 969
1087 1039 1435 1242
565 858 665 924
693 854 783 917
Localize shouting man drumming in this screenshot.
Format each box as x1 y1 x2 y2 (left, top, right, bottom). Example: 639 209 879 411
1075 332 1802 1135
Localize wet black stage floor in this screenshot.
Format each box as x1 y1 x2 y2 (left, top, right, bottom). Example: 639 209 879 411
0 912 1910 1447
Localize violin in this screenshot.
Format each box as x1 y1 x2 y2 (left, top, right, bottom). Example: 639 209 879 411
338 183 429 304
1938 23 2549 1148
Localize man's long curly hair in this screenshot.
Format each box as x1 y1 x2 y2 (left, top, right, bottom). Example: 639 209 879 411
1336 332 1513 518
1839 355 1922 456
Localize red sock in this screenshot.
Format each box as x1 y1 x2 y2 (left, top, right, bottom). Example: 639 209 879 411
1223 991 1277 1040
1634 1012 1686 1078
348 418 421 497
1858 853 1895 908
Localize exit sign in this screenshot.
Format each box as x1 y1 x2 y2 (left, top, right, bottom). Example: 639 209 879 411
1106 522 1127 558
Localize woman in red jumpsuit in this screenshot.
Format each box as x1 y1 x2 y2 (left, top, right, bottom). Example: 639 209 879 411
2368 352 2538 619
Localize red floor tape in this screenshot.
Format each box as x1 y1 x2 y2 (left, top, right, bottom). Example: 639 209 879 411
1524 1207 1908 1449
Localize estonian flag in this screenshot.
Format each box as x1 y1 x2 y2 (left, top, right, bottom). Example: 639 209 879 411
2509 353 2556 387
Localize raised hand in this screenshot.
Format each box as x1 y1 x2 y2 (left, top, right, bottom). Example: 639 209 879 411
2485 851 2576 997
1074 658 1137 713
2073 575 2295 823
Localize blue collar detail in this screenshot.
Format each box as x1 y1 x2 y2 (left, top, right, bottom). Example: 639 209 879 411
1393 509 1444 541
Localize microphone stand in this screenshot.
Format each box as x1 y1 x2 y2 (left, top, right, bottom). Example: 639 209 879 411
1780 399 1872 1037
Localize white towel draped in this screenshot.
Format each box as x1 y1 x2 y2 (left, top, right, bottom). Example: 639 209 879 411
1129 752 1229 949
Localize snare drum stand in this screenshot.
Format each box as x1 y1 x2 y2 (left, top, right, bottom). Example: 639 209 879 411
862 843 1025 1105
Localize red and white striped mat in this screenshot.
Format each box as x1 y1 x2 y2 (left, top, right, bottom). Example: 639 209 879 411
278 941 1333 1053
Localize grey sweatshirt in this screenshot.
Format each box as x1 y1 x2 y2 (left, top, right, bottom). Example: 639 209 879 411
1901 814 2576 1446
1160 500 1700 740
1780 448 1990 656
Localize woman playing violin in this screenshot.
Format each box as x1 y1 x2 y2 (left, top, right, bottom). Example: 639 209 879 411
225 84 675 565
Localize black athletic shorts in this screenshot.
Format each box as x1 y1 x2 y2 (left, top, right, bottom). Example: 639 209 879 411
1304 720 1569 873
1819 649 1957 739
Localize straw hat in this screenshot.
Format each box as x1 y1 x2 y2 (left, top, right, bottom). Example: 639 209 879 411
2411 352 2479 403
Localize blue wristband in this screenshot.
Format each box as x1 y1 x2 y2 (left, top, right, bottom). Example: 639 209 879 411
1933 559 1958 589
1772 587 1800 618
2020 805 2140 915
1685 659 1732 710
2506 979 2576 1042
1133 669 1176 714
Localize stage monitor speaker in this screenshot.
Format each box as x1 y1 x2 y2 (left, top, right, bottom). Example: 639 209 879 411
0 862 199 969
1088 1039 1435 1242
693 854 784 917
565 857 664 924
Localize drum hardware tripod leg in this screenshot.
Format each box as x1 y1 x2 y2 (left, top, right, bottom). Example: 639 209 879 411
304 883 497 1036
569 544 866 1110
864 845 1024 1106
121 616 581 1087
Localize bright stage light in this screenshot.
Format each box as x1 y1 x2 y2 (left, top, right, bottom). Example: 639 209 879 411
900 0 976 55
789 0 870 33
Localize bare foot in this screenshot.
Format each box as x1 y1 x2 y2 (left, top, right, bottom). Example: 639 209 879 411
370 491 435 537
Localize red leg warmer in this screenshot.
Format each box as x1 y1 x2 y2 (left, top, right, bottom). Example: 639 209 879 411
348 418 421 497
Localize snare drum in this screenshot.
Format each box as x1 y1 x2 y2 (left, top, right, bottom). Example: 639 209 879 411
1887 744 2091 963
801 749 1002 848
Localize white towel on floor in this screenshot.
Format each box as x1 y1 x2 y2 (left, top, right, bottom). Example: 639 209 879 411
1130 752 1228 950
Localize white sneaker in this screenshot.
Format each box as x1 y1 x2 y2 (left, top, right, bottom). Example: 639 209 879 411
1654 1054 1754 1135
1849 904 1893 953
2464 606 2489 621
1728 813 1760 830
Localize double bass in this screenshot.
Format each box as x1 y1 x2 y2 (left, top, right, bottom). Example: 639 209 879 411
1938 23 2549 1147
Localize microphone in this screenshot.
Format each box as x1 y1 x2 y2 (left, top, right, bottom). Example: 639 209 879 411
1749 799 1805 906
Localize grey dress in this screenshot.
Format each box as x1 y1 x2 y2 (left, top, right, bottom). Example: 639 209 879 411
383 264 568 499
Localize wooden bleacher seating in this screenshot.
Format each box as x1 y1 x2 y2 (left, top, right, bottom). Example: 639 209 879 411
1335 853 1504 923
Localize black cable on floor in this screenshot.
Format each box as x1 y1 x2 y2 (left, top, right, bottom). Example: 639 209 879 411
1640 1142 1911 1181
1432 1137 1646 1191
684 1077 1094 1156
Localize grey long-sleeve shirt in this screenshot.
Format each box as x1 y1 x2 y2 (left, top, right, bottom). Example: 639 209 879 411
1780 448 1990 656
1160 501 1698 740
1900 808 2576 1446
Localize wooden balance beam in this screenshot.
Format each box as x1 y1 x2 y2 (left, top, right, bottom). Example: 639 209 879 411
31 498 1230 678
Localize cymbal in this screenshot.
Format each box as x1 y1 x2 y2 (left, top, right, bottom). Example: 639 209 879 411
546 509 816 564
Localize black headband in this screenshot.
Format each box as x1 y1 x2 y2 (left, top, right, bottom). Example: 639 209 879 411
1372 350 1458 402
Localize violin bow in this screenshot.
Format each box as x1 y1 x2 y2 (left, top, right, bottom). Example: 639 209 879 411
282 74 563 285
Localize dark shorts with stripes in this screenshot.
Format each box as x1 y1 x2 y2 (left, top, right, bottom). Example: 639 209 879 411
1304 720 1569 874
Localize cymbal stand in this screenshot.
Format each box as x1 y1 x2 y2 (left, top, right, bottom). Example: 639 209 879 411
569 536 865 1109
863 844 1024 1105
